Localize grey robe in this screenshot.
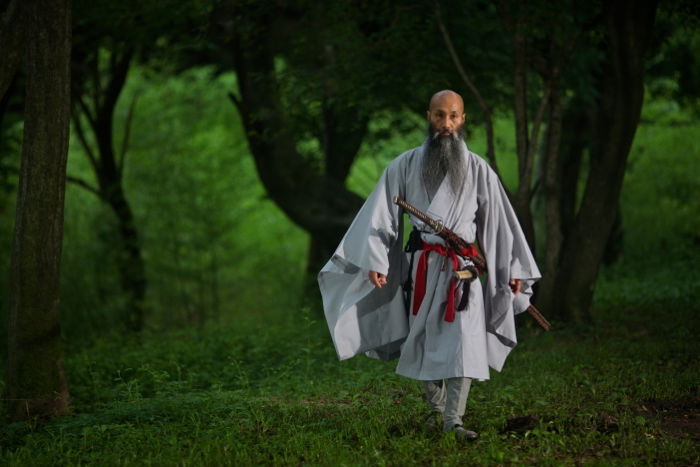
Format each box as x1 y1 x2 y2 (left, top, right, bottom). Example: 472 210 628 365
318 141 541 381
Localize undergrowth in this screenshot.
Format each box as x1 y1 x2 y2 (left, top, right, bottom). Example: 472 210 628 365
1 264 698 466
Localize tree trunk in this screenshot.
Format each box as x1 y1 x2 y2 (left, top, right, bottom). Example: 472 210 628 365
104 184 146 332
305 99 369 280
504 4 557 252
558 103 590 240
0 0 24 101
305 232 340 295
6 0 71 421
71 49 146 332
537 84 564 318
511 30 537 248
537 98 588 321
554 0 657 322
96 112 146 332
602 206 624 266
230 12 365 286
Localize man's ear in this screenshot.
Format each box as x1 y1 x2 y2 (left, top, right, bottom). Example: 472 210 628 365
426 110 431 121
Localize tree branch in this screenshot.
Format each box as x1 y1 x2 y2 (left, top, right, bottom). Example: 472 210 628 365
90 51 102 111
525 84 552 167
434 1 500 179
530 175 542 201
512 34 530 182
100 48 133 125
495 0 531 184
523 16 580 196
66 175 101 198
81 47 133 185
230 33 247 116
76 93 97 132
227 91 242 115
118 90 139 176
71 111 100 174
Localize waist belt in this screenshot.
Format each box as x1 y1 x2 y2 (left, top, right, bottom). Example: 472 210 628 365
403 227 481 322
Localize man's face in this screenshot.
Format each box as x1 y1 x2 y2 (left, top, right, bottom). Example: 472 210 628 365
426 94 465 137
423 92 467 195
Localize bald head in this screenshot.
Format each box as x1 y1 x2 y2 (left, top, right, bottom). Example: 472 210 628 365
428 90 464 113
426 89 466 136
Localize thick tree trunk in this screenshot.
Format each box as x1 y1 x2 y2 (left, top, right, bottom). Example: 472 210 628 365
231 14 365 282
537 84 564 318
558 104 590 240
6 0 71 421
305 100 369 279
602 206 624 266
554 0 657 322
537 99 587 321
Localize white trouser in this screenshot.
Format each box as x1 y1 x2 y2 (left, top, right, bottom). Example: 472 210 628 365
421 377 472 430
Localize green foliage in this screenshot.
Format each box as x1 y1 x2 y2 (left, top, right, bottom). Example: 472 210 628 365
0 3 698 458
648 4 700 108
1 290 697 465
73 0 211 51
623 95 700 262
59 65 308 338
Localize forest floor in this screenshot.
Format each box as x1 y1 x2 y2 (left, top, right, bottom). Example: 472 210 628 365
1 263 699 466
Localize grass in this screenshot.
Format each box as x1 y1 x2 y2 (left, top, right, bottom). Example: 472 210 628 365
1 78 698 464
1 266 698 466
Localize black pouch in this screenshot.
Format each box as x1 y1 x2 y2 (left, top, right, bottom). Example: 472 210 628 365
402 227 423 311
456 265 478 311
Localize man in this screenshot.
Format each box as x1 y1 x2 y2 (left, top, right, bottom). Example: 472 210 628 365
318 90 540 441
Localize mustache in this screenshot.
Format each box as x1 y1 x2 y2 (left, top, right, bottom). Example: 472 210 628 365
428 125 463 142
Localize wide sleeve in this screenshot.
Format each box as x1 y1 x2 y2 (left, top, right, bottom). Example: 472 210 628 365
333 167 402 274
475 161 541 371
318 160 410 361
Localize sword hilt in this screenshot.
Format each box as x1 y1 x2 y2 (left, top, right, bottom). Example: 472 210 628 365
393 196 442 233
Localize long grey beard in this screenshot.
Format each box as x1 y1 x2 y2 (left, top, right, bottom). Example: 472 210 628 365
422 126 466 198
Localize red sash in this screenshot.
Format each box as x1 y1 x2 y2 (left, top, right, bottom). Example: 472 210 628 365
412 241 480 322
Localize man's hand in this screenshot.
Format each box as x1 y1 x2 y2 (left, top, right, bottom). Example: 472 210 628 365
509 279 521 295
369 270 388 288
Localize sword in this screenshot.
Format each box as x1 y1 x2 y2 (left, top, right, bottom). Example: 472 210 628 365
451 270 551 331
393 196 487 272
394 196 551 331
